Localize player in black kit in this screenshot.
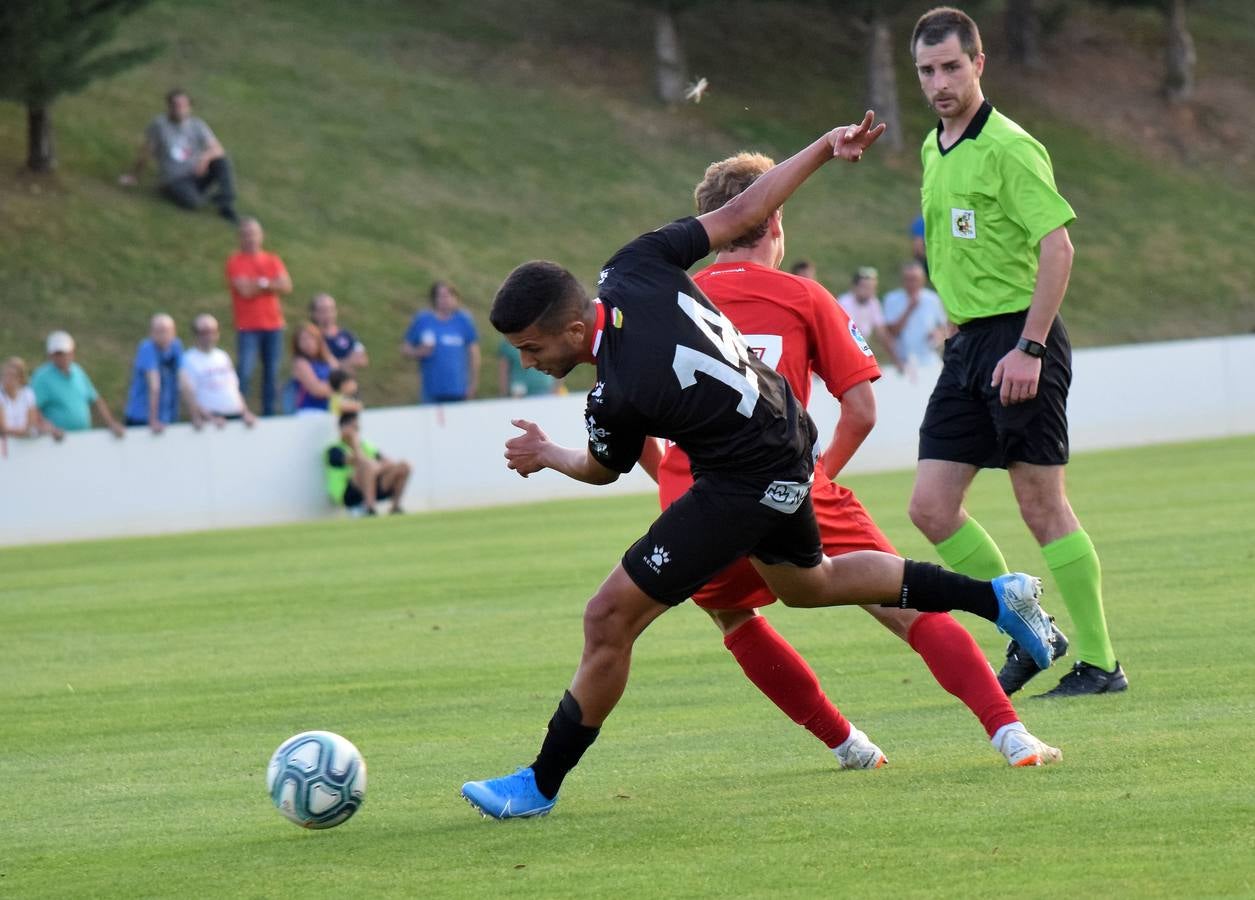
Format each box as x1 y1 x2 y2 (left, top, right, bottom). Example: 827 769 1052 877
461 112 1058 820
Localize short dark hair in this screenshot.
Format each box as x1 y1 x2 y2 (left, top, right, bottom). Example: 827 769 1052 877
429 280 460 306
789 259 814 276
166 87 189 104
911 7 982 60
490 261 589 335
339 411 358 428
329 369 352 391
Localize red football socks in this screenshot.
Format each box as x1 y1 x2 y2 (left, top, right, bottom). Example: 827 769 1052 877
724 614 851 748
907 612 1018 738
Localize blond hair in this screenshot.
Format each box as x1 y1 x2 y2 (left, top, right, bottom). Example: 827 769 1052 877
693 152 776 252
2 357 28 385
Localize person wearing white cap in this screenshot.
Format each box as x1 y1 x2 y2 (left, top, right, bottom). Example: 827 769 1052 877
30 331 125 437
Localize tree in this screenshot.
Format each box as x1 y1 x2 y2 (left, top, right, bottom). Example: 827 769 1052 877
0 0 160 172
1094 0 1196 103
818 1 908 153
1005 0 1041 69
1162 0 1195 103
653 5 688 105
632 0 706 105
863 7 904 153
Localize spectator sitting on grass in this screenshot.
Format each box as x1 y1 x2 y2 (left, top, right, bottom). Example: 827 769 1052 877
179 314 256 429
118 88 237 223
311 293 368 373
325 411 411 516
328 369 363 419
2 357 62 441
290 324 337 416
31 331 125 438
123 313 184 434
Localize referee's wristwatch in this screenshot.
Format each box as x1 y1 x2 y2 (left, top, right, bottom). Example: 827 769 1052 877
1016 337 1047 359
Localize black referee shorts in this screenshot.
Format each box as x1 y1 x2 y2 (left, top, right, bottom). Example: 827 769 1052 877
919 311 1072 469
622 473 823 606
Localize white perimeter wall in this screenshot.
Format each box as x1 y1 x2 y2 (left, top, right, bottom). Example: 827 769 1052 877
3 334 1253 547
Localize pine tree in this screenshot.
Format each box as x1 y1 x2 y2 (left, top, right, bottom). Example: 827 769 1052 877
0 0 161 172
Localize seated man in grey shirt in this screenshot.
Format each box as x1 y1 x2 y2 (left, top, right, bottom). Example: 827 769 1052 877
119 88 237 223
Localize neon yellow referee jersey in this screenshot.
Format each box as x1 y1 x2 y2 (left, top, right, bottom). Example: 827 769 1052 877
921 101 1076 325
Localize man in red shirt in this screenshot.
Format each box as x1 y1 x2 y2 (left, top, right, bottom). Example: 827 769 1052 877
226 217 292 415
643 152 1058 768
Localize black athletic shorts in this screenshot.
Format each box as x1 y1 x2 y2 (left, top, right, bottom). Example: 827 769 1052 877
343 476 393 508
621 473 823 606
919 311 1072 469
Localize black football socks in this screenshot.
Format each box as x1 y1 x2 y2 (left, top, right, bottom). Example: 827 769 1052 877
894 559 1000 622
530 690 600 800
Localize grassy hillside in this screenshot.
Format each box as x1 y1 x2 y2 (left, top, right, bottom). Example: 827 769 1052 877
2 0 1253 410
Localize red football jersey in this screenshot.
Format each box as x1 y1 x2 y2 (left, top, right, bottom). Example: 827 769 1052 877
656 261 888 610
659 262 881 484
694 261 880 405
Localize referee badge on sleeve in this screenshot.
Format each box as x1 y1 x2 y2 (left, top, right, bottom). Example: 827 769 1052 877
951 208 977 239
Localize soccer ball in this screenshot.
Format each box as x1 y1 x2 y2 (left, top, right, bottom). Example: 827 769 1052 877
266 730 367 829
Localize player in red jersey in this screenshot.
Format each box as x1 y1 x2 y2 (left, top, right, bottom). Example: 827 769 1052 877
641 151 1058 768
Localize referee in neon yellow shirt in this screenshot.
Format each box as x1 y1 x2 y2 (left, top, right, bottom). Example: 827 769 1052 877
906 7 1125 697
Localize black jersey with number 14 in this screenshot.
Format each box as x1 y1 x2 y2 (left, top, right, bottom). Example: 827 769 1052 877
585 216 816 483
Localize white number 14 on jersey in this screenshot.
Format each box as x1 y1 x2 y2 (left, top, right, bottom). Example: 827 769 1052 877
671 292 760 417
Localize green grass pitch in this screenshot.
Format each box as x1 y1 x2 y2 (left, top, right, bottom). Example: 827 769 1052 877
4 436 1254 898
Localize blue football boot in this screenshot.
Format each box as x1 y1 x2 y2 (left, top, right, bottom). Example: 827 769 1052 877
461 767 557 820
991 573 1054 670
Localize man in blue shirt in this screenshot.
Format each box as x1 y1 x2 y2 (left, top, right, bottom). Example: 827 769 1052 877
402 281 480 403
124 314 184 432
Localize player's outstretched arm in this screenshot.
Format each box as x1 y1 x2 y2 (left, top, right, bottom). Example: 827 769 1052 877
698 110 886 251
505 418 620 485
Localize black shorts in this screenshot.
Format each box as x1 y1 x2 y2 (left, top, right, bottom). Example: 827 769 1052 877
342 476 393 508
621 473 823 606
919 311 1072 469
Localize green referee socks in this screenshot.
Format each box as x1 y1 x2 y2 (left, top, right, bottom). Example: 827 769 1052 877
935 518 1009 581
1042 529 1116 671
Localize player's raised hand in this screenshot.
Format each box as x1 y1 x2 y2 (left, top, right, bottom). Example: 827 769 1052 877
505 418 552 478
830 110 887 163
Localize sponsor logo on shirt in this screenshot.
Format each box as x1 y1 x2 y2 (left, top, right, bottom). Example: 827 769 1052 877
590 381 605 403
849 321 874 357
598 268 612 285
951 208 977 239
586 414 610 456
644 545 671 573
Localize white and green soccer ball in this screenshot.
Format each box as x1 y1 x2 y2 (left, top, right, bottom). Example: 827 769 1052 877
266 731 367 829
